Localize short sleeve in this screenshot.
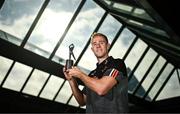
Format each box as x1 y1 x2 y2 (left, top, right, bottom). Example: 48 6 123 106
104 68 126 83
104 68 119 78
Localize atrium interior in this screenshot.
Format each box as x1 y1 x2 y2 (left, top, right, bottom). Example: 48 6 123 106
0 0 180 113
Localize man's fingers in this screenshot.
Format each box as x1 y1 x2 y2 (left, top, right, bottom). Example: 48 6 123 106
63 67 67 71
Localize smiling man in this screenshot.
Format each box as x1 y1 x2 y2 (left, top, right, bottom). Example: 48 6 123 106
63 33 128 113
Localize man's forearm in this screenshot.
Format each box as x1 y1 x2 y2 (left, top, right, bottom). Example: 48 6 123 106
78 72 116 96
78 72 103 95
68 78 86 106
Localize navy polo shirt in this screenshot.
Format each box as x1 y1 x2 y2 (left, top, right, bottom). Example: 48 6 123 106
82 56 128 113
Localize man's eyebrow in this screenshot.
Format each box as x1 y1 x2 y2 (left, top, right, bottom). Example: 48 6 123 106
93 40 106 42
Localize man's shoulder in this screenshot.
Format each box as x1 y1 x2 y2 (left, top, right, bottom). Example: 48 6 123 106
109 57 127 75
113 58 124 63
110 57 125 66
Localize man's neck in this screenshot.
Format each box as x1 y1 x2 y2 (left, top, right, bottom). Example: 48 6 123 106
97 55 109 64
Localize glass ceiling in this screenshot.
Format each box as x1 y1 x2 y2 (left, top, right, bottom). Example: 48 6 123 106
0 0 180 110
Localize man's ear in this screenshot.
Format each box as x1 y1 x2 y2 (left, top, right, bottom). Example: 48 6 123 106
91 47 94 52
107 43 110 50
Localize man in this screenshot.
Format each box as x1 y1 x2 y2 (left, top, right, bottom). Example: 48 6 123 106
63 33 128 113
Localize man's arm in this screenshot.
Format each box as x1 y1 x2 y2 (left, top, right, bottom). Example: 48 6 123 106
63 68 86 106
67 67 117 96
68 78 86 106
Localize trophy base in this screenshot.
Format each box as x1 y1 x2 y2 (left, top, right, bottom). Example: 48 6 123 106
66 59 73 70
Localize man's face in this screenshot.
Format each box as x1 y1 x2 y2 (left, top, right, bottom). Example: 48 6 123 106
91 36 109 58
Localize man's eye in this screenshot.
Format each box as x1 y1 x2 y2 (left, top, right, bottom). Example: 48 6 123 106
100 41 105 44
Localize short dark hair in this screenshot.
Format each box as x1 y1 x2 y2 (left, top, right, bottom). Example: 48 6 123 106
91 32 108 44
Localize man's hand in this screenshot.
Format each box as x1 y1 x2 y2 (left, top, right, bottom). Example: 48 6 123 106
67 66 84 79
63 67 73 81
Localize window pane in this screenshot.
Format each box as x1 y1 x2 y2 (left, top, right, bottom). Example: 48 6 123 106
22 69 49 96
133 8 155 22
0 56 13 84
40 75 64 100
68 96 79 107
109 28 136 59
0 30 22 45
77 45 96 73
157 69 180 100
2 62 32 91
0 0 44 45
113 3 133 12
55 81 72 104
98 14 122 40
132 48 157 93
127 20 169 38
68 85 84 107
136 56 166 97
125 39 147 75
53 0 105 65
147 63 174 101
104 0 111 5
25 0 81 58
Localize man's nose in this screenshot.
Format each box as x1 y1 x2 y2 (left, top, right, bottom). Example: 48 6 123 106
96 43 101 47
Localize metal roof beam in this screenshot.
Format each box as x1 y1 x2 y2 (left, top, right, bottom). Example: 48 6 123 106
0 38 64 78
